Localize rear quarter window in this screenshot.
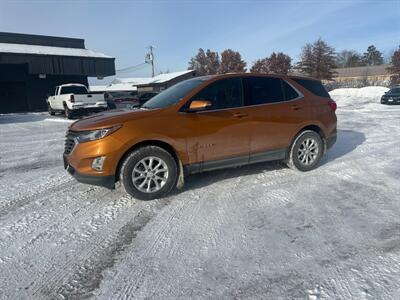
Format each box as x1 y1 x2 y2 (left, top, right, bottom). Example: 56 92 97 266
292 78 330 98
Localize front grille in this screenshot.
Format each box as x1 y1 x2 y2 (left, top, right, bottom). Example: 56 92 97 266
64 130 78 155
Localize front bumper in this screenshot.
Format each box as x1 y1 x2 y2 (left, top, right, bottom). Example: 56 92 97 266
381 97 400 105
64 156 115 189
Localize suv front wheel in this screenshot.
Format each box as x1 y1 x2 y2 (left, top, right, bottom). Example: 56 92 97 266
286 130 324 172
120 146 178 200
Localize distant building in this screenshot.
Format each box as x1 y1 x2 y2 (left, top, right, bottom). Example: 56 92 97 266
110 70 196 93
0 32 115 113
333 64 392 84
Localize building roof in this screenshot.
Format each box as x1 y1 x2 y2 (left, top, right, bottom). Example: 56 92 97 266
335 64 392 78
0 32 115 77
0 43 112 58
0 31 84 48
113 70 195 85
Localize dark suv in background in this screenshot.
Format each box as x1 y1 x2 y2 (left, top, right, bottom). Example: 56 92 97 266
381 86 400 105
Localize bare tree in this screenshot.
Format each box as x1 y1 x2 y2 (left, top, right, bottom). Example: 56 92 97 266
219 49 247 74
250 58 269 73
250 52 292 74
205 50 220 75
336 50 365 68
267 52 292 74
387 46 400 85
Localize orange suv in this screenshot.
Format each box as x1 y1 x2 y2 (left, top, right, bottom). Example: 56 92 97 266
64 74 337 200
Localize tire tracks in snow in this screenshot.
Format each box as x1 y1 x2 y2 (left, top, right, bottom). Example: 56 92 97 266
28 197 172 299
0 173 72 219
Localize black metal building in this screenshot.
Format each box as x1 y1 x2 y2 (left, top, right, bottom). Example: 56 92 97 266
0 32 115 113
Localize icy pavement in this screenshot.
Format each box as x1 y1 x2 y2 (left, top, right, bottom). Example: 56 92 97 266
0 88 399 299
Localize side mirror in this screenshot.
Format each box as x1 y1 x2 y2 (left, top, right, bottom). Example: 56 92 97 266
187 100 212 112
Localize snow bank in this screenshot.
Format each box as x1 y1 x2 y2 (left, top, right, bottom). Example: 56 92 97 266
329 86 389 108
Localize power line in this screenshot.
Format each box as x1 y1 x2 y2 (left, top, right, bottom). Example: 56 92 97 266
116 62 148 73
117 46 156 76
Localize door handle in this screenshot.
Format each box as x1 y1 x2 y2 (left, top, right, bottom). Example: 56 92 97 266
291 105 303 110
232 112 248 118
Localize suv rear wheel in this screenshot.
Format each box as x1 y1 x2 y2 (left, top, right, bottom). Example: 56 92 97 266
120 146 178 200
286 130 324 172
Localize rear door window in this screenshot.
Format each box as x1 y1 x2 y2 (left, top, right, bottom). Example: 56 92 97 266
192 78 243 110
292 78 330 98
282 80 300 100
245 77 285 105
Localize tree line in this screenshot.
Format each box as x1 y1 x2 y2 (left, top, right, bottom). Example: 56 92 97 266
187 38 400 84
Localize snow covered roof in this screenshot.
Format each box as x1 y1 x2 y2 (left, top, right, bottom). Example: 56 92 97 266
0 42 112 58
89 85 108 92
113 70 194 85
90 83 137 92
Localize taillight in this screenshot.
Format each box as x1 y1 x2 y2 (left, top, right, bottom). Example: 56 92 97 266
70 95 75 103
328 100 337 112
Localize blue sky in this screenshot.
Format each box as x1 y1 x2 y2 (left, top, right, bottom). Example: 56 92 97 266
0 0 399 84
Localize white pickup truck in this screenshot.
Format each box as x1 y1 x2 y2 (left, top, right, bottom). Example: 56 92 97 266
46 84 108 119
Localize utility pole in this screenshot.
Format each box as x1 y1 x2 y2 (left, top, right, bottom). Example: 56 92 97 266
146 46 155 77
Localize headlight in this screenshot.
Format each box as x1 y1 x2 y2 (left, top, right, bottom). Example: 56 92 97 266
75 125 122 143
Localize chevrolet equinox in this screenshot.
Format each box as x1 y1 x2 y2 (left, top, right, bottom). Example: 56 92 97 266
63 74 337 200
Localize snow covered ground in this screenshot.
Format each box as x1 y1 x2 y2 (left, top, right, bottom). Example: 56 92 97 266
0 87 399 299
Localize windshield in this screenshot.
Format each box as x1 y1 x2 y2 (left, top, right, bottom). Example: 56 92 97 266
142 78 206 109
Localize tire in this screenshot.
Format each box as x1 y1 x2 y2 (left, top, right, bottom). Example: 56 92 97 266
64 104 73 119
107 100 117 110
285 130 324 172
120 146 178 200
47 103 55 116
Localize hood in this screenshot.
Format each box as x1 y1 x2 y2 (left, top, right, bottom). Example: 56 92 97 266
70 108 156 131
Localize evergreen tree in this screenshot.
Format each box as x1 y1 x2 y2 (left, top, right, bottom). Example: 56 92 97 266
219 49 247 73
297 38 337 80
188 48 208 75
362 45 384 66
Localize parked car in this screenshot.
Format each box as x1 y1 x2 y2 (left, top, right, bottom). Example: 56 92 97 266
381 86 400 105
63 74 337 200
138 92 158 106
47 84 108 119
104 91 140 109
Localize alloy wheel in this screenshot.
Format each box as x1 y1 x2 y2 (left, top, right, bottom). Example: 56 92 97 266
297 138 319 165
132 156 169 193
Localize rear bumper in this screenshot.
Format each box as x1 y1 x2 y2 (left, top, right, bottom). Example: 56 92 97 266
326 134 337 150
64 155 115 189
70 106 108 113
